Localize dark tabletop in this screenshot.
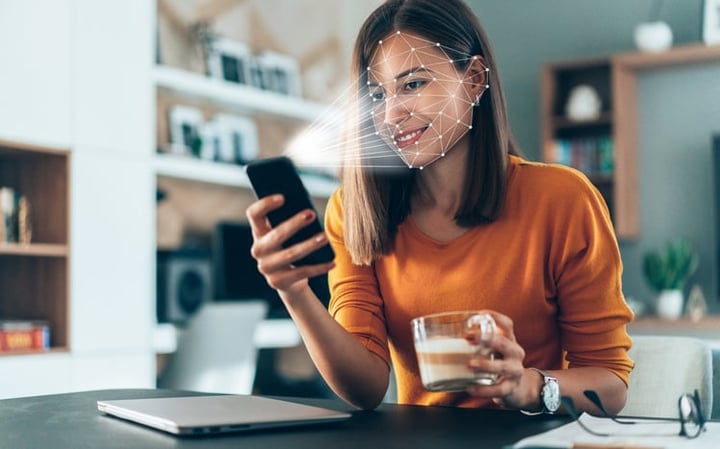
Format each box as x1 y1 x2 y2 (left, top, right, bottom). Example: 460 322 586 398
0 388 570 449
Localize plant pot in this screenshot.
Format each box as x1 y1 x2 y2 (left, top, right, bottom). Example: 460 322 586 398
656 289 683 320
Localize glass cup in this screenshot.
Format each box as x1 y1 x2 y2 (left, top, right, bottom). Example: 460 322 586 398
411 311 497 392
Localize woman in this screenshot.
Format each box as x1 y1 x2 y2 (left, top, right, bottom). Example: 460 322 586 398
246 0 633 413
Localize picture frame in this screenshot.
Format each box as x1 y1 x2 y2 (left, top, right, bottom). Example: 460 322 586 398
256 51 303 97
168 105 204 156
210 114 259 165
703 0 720 45
206 37 252 85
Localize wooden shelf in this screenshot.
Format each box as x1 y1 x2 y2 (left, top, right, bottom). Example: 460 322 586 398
628 316 720 348
153 66 327 123
154 153 338 198
541 43 720 239
0 243 68 257
0 347 69 357
0 139 70 353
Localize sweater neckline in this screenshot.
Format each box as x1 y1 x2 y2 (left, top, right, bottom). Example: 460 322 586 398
401 155 520 248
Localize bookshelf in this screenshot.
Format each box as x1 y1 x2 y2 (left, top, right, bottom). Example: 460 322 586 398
0 139 70 355
541 43 720 239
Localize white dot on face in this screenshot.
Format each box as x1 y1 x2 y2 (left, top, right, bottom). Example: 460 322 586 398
415 152 420 156
410 112 414 116
449 59 453 63
415 141 419 145
411 48 415 52
433 78 437 81
396 31 401 35
436 42 440 46
419 166 424 170
439 135 443 138
468 125 473 129
428 123 433 127
456 119 460 123
378 40 383 45
441 153 445 157
375 131 379 135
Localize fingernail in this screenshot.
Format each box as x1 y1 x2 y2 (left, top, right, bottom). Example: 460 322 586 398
273 194 283 203
315 233 327 243
305 211 315 221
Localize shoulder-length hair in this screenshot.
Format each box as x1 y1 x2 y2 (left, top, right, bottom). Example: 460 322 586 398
342 0 521 265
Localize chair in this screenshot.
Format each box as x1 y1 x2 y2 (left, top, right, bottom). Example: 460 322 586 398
620 335 714 419
158 300 268 395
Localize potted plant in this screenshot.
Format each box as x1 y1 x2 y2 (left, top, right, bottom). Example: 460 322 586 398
642 239 699 319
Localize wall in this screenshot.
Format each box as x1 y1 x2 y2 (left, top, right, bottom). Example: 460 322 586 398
0 0 156 398
468 0 719 312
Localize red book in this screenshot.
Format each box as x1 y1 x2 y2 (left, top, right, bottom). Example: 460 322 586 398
0 321 50 352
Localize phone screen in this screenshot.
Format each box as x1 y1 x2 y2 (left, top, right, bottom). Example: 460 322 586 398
245 157 335 266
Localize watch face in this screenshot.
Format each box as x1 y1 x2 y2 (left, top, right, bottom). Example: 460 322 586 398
543 378 561 412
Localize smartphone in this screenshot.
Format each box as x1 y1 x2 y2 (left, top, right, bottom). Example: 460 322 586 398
245 156 335 266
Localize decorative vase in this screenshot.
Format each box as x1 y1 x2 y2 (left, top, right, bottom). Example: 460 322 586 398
656 289 683 320
634 21 673 53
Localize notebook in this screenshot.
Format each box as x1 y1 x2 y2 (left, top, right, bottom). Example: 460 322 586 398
97 395 352 435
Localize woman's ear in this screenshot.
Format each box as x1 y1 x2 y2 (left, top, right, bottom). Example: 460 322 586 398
465 55 490 102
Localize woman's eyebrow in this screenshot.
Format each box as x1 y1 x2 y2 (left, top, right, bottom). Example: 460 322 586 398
368 66 432 86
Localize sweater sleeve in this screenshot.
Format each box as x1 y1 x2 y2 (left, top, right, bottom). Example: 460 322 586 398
548 169 634 385
324 189 391 368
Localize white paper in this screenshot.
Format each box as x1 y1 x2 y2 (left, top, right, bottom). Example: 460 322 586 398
512 413 719 449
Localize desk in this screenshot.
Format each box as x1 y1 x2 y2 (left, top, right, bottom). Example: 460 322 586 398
0 389 569 449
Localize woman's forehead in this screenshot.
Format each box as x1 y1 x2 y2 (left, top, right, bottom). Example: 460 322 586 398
367 31 452 81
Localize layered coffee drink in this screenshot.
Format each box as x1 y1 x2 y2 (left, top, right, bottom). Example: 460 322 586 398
412 311 497 392
415 337 496 391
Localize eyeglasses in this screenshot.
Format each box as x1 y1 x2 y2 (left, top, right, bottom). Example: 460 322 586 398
561 389 707 439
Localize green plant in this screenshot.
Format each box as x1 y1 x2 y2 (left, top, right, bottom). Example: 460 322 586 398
642 239 699 292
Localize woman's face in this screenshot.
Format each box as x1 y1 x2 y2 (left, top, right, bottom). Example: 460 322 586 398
365 31 484 169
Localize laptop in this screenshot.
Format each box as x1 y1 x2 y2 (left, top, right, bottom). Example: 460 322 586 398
97 395 352 435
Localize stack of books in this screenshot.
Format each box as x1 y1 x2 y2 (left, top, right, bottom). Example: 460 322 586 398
0 320 50 352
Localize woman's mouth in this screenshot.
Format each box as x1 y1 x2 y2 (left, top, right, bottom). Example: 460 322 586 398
393 126 428 150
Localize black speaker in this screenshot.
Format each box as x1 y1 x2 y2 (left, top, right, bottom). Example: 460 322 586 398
157 249 213 324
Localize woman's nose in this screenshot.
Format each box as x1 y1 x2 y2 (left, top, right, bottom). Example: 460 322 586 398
383 94 413 126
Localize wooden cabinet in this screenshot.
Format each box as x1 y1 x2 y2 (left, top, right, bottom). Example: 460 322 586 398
0 139 70 354
541 57 616 226
541 43 720 239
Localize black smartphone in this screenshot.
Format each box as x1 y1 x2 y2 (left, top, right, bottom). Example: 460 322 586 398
245 156 335 266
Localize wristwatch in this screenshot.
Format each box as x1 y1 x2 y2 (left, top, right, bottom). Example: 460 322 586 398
521 368 561 415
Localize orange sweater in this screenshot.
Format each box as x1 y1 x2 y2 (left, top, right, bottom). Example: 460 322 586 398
325 156 634 408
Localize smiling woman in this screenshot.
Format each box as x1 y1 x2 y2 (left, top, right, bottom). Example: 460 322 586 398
244 0 635 414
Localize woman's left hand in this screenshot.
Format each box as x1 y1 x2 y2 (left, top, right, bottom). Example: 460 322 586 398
464 311 538 410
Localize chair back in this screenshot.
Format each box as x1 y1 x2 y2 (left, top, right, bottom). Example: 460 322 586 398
621 335 713 419
158 300 268 394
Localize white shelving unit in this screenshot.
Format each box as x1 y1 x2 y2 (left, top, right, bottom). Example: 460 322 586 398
154 153 338 197
153 65 327 122
153 65 339 196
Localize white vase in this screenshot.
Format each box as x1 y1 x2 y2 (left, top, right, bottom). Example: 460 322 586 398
634 21 673 53
656 289 683 320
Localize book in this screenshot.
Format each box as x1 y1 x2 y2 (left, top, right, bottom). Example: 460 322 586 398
0 320 50 352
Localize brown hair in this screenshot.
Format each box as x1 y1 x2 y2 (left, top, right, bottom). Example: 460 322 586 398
342 0 521 265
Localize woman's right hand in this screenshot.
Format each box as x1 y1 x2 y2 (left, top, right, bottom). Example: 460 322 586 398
245 194 335 298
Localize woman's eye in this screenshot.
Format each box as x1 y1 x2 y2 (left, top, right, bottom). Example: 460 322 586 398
404 79 425 91
369 90 386 102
